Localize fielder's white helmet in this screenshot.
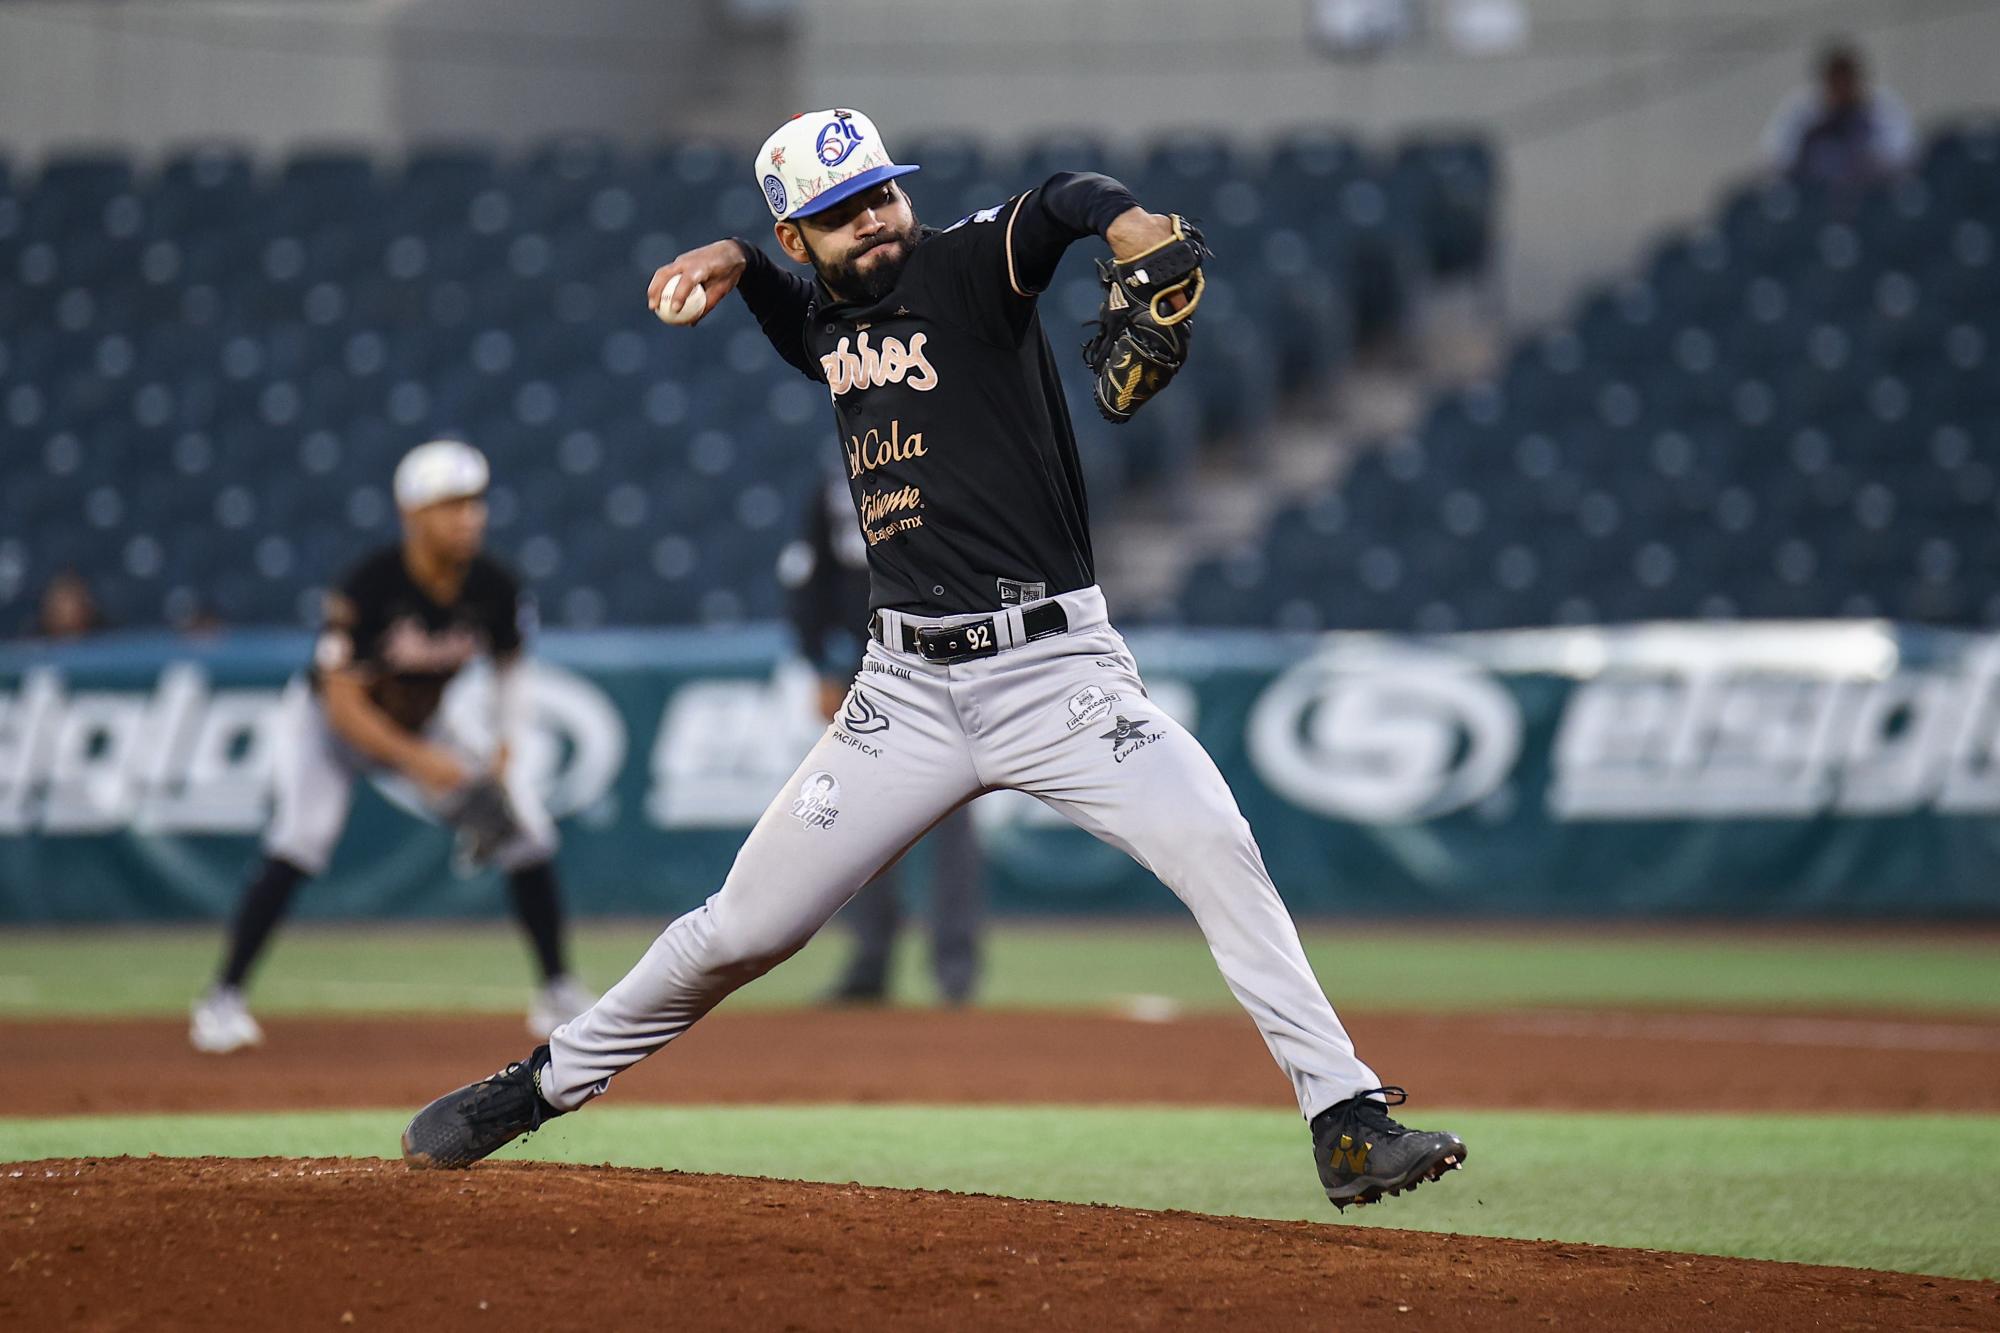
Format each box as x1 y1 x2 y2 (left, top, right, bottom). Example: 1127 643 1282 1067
754 108 920 222
393 439 489 511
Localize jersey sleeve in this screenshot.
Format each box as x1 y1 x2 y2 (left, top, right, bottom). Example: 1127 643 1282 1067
483 562 527 659
313 559 384 680
732 239 824 381
932 171 1143 345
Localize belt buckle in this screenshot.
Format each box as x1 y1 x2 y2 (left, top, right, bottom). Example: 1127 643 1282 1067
915 617 999 663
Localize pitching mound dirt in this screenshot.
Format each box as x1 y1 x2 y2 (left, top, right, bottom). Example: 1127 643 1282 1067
5 1157 1996 1332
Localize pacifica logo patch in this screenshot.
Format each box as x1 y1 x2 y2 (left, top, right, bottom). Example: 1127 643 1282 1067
839 688 890 735
821 332 939 397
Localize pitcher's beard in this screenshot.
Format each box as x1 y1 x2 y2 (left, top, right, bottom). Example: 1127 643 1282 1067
808 228 918 304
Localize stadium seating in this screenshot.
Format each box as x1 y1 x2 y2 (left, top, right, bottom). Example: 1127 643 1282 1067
1177 119 2000 632
0 130 1493 631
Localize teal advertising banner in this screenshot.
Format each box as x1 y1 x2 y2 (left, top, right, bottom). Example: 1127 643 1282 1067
3 621 1998 922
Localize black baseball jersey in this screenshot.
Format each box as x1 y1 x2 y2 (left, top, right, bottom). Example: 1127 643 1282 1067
736 171 1141 617
310 545 525 732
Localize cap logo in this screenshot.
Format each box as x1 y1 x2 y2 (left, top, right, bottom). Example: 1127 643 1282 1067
816 117 864 168
762 174 789 215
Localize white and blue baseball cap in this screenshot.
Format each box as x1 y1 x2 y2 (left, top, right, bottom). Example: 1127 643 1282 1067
754 108 920 221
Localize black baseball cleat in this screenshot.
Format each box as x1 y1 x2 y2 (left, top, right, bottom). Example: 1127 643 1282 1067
402 1044 565 1169
1311 1086 1467 1211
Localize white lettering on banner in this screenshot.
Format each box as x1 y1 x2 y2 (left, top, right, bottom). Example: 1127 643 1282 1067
0 665 281 834
647 677 819 828
1246 647 1521 823
1549 643 2000 819
0 662 622 834
0 671 61 831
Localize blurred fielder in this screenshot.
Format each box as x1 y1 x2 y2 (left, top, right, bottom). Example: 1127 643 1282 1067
190 440 595 1053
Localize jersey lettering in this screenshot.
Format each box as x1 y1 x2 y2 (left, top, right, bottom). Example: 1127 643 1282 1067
821 331 940 397
860 484 926 545
380 617 481 674
844 419 928 479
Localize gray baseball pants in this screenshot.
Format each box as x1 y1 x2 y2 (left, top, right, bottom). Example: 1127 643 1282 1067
544 585 1377 1117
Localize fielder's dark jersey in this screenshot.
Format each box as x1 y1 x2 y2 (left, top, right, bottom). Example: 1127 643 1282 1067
779 474 874 677
736 171 1141 617
309 545 525 732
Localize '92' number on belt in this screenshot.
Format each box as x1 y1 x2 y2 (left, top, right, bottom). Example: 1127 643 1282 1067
966 624 993 650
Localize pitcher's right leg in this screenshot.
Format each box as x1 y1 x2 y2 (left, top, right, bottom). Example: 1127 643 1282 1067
405 666 979 1167
541 670 978 1110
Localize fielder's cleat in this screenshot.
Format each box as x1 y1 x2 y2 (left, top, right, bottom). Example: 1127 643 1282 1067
527 974 598 1039
189 986 264 1055
402 1044 564 1169
1311 1086 1467 1211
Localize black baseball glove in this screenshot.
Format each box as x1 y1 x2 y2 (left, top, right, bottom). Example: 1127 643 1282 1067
1080 215 1210 423
441 775 523 869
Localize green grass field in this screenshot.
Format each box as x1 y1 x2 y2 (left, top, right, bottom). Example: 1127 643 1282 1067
8 922 1999 1281
5 921 1997 1017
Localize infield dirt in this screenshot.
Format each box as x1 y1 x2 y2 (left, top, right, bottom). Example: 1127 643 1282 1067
6 1156 1998 1332
16 1006 2000 1116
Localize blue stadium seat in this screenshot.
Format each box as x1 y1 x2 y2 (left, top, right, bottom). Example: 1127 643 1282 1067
12 127 1486 629
1176 125 1994 630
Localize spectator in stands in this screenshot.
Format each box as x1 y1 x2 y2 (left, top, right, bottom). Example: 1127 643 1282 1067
33 569 105 639
172 597 226 639
1764 40 1914 190
776 473 987 1005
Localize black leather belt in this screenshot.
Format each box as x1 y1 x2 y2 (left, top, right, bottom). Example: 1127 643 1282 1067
869 602 1070 664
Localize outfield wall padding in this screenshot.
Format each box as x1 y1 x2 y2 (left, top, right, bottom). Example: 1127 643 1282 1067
3 621 1997 921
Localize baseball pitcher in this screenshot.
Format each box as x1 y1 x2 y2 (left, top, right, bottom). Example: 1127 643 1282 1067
404 111 1466 1210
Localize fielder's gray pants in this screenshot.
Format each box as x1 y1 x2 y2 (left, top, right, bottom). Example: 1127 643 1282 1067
263 678 558 876
545 586 1377 1118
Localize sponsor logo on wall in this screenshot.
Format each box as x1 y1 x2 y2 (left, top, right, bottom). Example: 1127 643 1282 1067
1247 645 1522 822
1247 635 2000 823
1549 643 2000 819
0 662 624 834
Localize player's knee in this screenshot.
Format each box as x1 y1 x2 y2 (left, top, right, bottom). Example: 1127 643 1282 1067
703 908 810 982
262 833 333 878
1152 809 1258 887
496 828 559 874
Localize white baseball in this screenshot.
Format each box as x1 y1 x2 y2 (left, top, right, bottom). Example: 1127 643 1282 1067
655 273 707 325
